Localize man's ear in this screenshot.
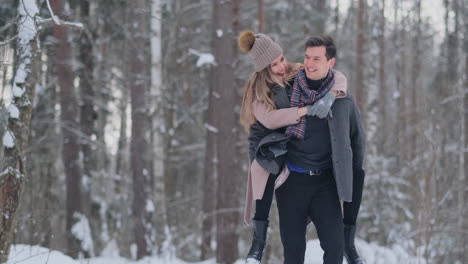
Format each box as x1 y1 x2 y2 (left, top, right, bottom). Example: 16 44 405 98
329 57 336 67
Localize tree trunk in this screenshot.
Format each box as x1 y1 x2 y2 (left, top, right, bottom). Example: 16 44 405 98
126 0 155 258
313 0 327 33
52 0 88 256
0 1 39 262
378 0 386 154
212 1 240 263
77 0 101 254
410 0 422 162
334 0 340 34
355 0 366 114
201 91 217 260
150 0 170 255
463 1 468 260
258 0 264 32
453 0 465 261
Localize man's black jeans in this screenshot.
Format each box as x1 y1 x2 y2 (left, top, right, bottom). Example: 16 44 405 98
276 170 344 264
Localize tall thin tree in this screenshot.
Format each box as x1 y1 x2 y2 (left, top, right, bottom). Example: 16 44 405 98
0 1 39 261
212 1 240 263
51 0 90 257
126 0 155 258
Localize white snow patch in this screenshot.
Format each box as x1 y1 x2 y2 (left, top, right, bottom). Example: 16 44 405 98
71 212 95 256
100 239 120 258
13 63 27 85
303 239 426 264
130 243 137 260
216 29 223 37
188 49 216 67
7 238 426 264
7 104 19 119
145 199 155 213
18 0 39 46
3 131 15 148
8 245 75 264
12 85 25 98
204 123 218 133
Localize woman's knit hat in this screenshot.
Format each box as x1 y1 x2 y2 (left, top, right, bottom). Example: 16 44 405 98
238 30 283 72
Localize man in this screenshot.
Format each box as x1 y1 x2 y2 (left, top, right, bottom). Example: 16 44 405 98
274 35 366 264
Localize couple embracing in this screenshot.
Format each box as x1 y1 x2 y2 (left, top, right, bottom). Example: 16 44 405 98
239 31 366 264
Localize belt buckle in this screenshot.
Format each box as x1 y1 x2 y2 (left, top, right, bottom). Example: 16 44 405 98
309 169 321 176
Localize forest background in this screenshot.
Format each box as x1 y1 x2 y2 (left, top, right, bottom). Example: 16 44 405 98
0 0 467 263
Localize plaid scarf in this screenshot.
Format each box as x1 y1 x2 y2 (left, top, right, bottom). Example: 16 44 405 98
285 69 335 139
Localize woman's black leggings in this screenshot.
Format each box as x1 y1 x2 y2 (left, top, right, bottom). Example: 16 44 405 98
253 173 277 221
343 168 365 225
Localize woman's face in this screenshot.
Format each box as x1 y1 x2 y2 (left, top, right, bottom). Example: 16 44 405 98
270 55 287 78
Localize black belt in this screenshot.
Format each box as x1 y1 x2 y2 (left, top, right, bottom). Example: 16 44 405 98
294 167 333 176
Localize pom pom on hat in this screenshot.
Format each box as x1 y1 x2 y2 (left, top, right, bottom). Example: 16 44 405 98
238 30 256 53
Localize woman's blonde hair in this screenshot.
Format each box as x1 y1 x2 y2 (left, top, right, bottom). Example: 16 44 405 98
240 62 301 132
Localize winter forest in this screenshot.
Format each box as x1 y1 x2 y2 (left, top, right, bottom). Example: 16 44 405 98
0 0 467 263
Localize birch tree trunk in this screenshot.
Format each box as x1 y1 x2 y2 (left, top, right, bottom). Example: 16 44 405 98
0 1 39 262
150 0 170 255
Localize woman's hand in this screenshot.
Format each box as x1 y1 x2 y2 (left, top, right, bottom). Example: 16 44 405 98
297 107 308 117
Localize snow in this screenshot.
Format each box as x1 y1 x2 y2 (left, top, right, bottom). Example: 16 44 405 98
8 239 425 264
146 199 155 213
3 131 15 148
7 245 76 264
12 63 28 98
188 49 216 67
18 0 39 46
7 104 19 119
100 240 120 258
11 85 25 98
204 123 218 133
216 29 223 37
71 213 95 256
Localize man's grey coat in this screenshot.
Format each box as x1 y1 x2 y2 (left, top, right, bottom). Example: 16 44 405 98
248 86 365 202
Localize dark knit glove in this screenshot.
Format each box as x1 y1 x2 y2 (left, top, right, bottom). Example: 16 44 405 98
307 92 336 119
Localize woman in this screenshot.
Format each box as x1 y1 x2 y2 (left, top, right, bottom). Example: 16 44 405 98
238 31 354 264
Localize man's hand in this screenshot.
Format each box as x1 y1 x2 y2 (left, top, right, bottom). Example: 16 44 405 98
307 92 336 119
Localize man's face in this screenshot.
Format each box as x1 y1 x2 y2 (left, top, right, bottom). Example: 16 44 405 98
303 46 335 80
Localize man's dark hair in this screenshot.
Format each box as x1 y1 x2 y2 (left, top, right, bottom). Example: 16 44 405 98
305 35 336 60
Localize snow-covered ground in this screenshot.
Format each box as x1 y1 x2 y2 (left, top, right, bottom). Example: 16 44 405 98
7 239 425 264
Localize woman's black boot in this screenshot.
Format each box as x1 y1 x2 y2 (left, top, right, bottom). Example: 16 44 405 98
246 220 268 264
344 224 366 264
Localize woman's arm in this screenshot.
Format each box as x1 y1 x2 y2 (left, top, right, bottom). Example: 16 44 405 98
252 100 307 130
251 70 347 128
330 70 347 98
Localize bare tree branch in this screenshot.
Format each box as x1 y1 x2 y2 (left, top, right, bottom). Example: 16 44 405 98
0 36 18 47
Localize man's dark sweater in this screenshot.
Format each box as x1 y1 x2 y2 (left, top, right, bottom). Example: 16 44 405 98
286 77 333 170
